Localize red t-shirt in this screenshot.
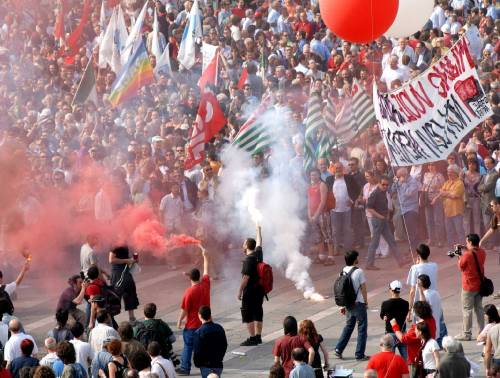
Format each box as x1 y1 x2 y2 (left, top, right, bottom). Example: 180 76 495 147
181 275 210 329
85 279 104 299
232 7 245 19
393 317 436 364
0 369 12 378
459 249 486 292
366 351 409 378
273 335 312 378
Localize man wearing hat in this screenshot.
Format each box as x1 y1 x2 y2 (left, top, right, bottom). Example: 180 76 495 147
380 280 409 360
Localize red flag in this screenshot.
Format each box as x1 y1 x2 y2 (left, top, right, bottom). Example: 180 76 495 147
185 92 226 169
237 66 248 89
198 53 219 92
59 0 91 57
106 0 121 7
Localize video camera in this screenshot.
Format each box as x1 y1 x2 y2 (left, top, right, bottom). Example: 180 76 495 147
447 245 464 258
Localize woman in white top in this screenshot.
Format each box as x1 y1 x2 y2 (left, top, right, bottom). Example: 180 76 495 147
478 304 500 355
362 170 389 257
416 322 440 377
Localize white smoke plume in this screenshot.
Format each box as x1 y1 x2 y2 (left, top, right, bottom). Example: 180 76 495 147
217 106 324 301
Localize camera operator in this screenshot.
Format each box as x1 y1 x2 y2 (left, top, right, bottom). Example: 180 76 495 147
455 233 486 342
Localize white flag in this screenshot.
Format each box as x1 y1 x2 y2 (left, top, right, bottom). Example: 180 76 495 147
155 43 172 77
99 0 106 40
98 7 116 69
151 9 163 61
201 42 218 72
121 1 148 66
178 0 202 70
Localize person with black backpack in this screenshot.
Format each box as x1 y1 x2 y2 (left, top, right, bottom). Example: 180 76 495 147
133 303 176 362
333 250 369 361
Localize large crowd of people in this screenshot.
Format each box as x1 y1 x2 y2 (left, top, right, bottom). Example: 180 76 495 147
1 0 500 376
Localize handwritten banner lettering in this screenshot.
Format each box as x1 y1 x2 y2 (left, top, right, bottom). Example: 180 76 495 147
373 37 493 166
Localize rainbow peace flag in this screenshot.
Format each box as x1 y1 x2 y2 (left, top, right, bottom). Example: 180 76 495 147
108 40 154 107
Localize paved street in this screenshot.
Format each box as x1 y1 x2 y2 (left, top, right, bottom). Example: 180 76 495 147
13 243 500 377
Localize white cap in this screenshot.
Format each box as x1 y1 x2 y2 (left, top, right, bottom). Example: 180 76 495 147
389 280 402 291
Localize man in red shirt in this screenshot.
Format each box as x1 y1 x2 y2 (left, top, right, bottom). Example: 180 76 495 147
273 316 315 378
85 265 105 329
176 249 210 376
366 334 409 378
231 0 246 19
456 233 486 341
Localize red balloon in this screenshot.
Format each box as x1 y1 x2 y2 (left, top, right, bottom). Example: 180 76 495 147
319 0 399 44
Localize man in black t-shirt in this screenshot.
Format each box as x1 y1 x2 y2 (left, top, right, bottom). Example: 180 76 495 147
380 280 409 360
238 226 264 347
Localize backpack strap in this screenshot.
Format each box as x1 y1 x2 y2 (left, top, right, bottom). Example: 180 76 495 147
153 361 168 378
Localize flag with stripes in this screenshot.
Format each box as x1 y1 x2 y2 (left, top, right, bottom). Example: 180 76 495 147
333 79 376 145
232 95 273 154
304 91 327 171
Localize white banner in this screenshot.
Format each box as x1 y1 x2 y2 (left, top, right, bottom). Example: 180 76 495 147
373 37 493 167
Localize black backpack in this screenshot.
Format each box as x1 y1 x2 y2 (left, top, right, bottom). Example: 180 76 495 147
333 267 358 307
0 285 14 316
102 285 122 316
135 320 172 358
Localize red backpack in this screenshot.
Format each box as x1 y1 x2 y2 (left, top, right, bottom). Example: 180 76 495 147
257 262 273 299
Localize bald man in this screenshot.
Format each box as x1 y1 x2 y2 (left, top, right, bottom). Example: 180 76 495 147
4 319 38 367
366 334 409 377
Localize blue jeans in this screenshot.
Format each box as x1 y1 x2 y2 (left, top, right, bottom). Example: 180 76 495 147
424 202 445 244
200 367 223 378
335 302 367 359
366 218 402 267
444 214 465 247
437 313 448 348
331 210 352 251
181 328 196 372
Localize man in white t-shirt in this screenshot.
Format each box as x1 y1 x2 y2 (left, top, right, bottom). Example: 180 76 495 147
391 38 416 65
380 55 407 89
39 337 60 369
4 319 38 367
335 251 369 361
417 274 444 344
70 321 93 371
0 260 29 324
149 341 176 378
406 244 438 315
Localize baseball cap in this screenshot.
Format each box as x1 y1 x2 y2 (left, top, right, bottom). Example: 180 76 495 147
389 280 402 292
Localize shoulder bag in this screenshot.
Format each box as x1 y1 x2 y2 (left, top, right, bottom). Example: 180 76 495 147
471 251 494 297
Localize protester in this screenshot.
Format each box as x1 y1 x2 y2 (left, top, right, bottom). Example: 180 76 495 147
48 310 73 343
89 310 120 356
128 350 152 378
56 275 87 327
379 280 409 360
134 303 175 361
365 334 409 378
148 342 176 378
273 316 314 378
118 322 145 359
9 339 39 378
289 348 315 378
53 341 88 378
192 306 227 378
176 248 210 375
98 339 128 378
0 262 30 324
439 336 471 378
298 320 328 378
238 227 265 346
39 338 60 371
69 322 93 372
3 320 38 367
334 250 369 361
109 246 139 323
456 234 486 341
